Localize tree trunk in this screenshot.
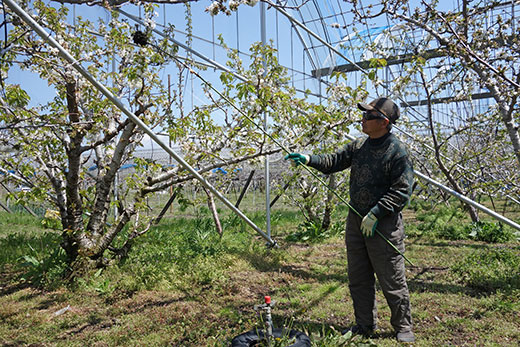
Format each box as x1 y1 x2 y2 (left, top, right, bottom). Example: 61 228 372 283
203 186 223 235
420 71 480 223
321 174 336 230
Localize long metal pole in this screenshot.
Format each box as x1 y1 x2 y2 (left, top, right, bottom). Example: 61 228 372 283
260 1 271 239
270 0 519 211
171 57 414 266
266 0 371 76
5 0 277 247
121 2 520 215
10 0 518 236
119 6 520 231
414 171 520 231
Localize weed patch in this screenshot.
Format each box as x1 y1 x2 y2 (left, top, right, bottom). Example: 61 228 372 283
408 201 518 243
286 220 344 243
0 223 67 289
308 327 377 347
19 244 68 289
466 221 517 243
451 247 520 293
410 202 469 239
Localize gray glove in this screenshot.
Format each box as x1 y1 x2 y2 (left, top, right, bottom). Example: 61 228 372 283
360 212 378 237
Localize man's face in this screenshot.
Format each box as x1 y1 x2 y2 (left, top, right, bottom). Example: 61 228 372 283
361 111 388 136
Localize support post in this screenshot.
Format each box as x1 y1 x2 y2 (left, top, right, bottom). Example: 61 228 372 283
414 171 520 232
270 173 297 208
260 1 271 239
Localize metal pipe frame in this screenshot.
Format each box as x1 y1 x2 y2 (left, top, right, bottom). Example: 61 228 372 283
7 0 519 235
117 9 249 83
414 171 520 231
269 1 520 228
260 1 272 239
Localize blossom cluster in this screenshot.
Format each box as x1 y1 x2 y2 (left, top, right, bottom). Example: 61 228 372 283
206 0 259 16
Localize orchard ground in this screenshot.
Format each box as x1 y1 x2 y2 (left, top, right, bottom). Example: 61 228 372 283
0 198 519 346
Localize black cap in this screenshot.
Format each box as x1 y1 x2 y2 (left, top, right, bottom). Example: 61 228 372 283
358 97 400 124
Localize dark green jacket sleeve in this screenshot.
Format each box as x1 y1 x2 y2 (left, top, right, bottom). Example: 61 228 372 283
307 141 355 174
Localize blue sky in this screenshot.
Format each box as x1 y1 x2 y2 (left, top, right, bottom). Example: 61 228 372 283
8 0 436 145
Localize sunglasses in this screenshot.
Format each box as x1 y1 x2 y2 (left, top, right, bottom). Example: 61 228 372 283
362 110 388 121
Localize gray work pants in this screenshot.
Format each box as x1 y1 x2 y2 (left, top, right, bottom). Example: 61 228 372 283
345 211 413 333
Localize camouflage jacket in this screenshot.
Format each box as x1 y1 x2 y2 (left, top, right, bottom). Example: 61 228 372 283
307 132 414 219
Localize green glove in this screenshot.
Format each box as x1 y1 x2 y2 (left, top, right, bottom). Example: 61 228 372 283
284 153 309 166
360 212 378 237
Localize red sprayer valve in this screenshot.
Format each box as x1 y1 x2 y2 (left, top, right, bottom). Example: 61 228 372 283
253 296 275 339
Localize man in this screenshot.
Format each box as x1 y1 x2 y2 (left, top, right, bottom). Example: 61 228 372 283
285 97 415 343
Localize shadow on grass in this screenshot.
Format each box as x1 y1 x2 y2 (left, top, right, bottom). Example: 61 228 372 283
56 315 120 341
35 293 68 310
232 245 484 298
234 248 349 283
408 278 473 295
233 246 487 298
0 269 32 297
240 252 508 301
408 269 519 297
271 314 344 335
110 294 191 317
408 238 520 251
279 264 349 283
0 230 64 296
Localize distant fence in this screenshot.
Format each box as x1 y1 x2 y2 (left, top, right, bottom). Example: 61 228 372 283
0 150 297 221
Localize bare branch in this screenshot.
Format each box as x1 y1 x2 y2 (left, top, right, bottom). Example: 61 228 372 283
421 1 520 90
143 146 283 194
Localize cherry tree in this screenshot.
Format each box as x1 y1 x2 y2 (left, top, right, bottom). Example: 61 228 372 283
347 0 520 168
1 0 362 276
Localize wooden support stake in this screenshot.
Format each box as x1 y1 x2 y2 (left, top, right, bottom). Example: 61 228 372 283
235 169 255 208
153 190 178 225
270 173 297 208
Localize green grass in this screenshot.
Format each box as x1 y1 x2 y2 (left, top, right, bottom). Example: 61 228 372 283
0 212 62 265
406 199 519 242
0 201 519 346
